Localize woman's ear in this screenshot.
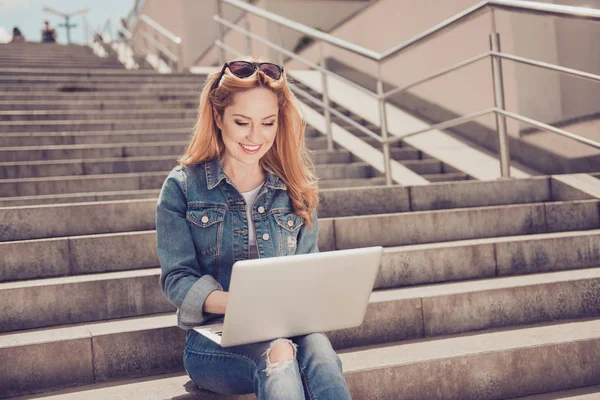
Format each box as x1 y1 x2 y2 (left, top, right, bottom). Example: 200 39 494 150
213 107 223 130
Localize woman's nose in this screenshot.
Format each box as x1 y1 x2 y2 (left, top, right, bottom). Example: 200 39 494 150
247 125 261 142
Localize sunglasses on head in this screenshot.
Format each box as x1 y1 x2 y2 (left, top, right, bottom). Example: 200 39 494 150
212 61 284 89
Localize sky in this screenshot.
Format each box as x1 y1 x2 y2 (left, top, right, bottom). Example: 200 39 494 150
0 0 134 44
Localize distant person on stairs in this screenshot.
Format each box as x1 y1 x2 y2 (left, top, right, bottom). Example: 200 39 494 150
41 20 56 43
10 27 26 43
156 56 352 399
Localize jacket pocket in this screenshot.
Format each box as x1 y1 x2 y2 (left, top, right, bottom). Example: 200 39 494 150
186 205 226 258
273 211 304 256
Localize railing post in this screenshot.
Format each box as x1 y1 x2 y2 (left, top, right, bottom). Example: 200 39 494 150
215 0 225 64
154 28 161 65
244 16 252 56
142 24 148 59
489 9 511 178
376 64 393 186
276 24 284 65
319 42 334 152
178 42 184 72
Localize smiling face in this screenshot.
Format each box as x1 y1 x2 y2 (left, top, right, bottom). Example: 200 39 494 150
214 87 279 166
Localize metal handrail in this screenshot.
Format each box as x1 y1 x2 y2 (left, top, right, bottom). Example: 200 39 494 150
492 52 600 83
215 0 600 184
220 0 379 60
385 107 600 150
121 14 184 71
381 52 492 100
139 15 181 44
221 0 600 62
140 31 179 62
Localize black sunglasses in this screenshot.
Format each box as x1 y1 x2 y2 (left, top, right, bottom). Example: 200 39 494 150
212 61 284 89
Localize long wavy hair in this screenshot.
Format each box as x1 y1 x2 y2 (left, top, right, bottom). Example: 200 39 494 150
178 56 319 231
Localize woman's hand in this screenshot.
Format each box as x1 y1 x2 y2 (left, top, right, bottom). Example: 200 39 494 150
203 290 229 315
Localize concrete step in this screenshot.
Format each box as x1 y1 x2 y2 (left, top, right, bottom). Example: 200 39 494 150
0 141 191 162
1 313 599 398
0 76 204 85
0 91 198 102
0 58 121 64
3 220 599 287
389 146 420 160
0 78 203 88
0 128 193 147
0 109 197 122
0 52 97 58
0 48 95 54
0 84 201 93
0 188 162 207
0 177 390 207
0 56 120 64
0 64 124 70
0 142 348 164
0 99 199 112
12 366 600 399
511 385 600 399
0 193 594 243
400 159 442 175
424 172 470 182
0 118 194 133
0 68 199 78
0 156 371 180
0 166 560 203
0 174 552 215
2 261 599 343
333 199 600 249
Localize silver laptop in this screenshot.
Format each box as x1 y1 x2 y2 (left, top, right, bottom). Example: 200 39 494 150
193 246 383 347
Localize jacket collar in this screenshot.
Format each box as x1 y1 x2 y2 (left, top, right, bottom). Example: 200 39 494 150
205 156 287 191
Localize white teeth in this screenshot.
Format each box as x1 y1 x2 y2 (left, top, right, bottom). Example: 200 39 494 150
240 143 260 151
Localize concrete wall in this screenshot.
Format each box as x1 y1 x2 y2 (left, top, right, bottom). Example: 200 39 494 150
195 0 371 66
128 0 599 133
130 0 371 68
287 0 600 135
129 0 249 69
555 0 600 122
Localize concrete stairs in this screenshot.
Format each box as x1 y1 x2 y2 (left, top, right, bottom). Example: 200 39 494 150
3 177 600 399
0 66 470 207
2 45 600 399
0 43 124 69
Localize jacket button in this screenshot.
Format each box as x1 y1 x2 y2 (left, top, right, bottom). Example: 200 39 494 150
262 233 270 241
287 219 294 227
201 216 209 224
257 206 265 214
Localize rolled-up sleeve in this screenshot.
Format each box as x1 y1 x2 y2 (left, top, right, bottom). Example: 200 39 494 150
295 207 320 255
156 167 223 329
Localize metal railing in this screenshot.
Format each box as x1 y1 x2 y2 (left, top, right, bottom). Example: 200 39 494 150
118 14 184 72
214 0 600 185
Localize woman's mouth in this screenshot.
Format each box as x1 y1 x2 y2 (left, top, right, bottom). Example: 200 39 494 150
239 143 262 154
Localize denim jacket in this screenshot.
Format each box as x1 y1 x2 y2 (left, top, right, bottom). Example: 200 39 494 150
156 157 320 330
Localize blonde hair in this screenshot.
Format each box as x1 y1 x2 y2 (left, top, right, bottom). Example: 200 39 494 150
178 56 319 230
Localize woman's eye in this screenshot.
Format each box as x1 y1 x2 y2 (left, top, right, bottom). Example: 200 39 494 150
264 122 275 126
235 121 248 126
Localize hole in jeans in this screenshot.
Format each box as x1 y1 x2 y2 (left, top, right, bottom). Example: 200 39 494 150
262 338 298 377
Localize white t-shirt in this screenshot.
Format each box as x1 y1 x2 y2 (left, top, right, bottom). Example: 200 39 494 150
241 184 263 259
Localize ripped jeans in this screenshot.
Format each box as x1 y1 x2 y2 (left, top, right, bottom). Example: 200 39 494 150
183 329 352 399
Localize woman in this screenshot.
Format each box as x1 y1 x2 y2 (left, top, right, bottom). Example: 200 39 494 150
156 57 352 399
11 27 26 43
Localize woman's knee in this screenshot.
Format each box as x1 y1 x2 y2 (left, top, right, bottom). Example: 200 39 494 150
262 338 298 376
296 332 343 369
